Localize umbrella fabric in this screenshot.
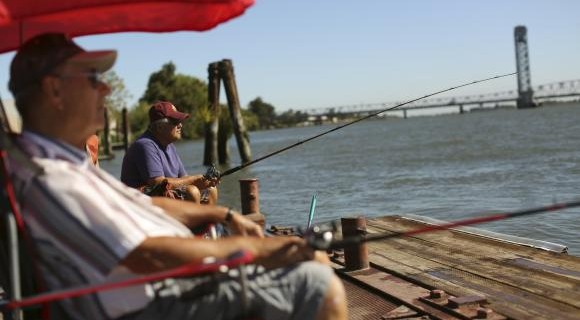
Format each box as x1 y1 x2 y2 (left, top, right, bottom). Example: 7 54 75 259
0 0 254 53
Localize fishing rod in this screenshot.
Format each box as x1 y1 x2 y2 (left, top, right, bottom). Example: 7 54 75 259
218 72 516 178
307 192 318 229
304 198 580 250
0 250 254 311
4 198 576 311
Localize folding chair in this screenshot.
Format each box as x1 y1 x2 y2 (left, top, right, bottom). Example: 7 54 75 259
1 99 48 319
0 99 257 319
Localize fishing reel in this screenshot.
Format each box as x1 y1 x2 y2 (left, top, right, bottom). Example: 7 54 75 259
301 221 339 250
203 164 221 183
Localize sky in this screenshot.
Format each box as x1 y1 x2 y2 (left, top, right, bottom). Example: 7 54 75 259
1 0 579 113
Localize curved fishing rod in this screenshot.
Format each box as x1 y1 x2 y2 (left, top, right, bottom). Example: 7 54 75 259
305 198 580 250
219 72 516 178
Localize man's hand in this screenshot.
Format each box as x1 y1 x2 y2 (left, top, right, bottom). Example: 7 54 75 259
255 237 315 269
193 175 219 189
227 211 264 238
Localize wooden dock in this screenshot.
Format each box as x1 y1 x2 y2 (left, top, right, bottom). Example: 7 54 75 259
328 215 580 320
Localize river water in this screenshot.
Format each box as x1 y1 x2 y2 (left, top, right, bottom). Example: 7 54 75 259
101 102 580 256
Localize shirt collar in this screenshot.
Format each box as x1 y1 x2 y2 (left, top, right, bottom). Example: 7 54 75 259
143 130 168 150
19 130 89 164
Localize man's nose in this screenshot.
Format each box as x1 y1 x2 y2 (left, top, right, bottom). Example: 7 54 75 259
98 81 111 95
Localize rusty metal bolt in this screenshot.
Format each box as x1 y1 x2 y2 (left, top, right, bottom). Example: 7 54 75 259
430 289 444 299
476 307 493 318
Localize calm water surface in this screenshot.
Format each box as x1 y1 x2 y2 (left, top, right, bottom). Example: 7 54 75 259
102 103 580 255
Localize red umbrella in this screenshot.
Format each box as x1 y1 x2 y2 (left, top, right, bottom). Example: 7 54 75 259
0 0 255 53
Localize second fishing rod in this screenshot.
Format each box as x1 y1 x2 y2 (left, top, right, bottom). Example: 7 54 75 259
303 198 580 251
214 72 516 179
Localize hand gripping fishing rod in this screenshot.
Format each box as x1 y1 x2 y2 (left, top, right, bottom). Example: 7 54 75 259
217 72 517 178
304 198 580 250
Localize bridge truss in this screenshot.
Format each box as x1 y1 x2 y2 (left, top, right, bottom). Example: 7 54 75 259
303 79 580 116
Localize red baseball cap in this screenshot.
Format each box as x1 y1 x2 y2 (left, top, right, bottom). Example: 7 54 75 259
148 101 190 122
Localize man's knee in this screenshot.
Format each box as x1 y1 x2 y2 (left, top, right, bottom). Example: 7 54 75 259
185 185 201 203
316 274 347 320
206 187 218 205
293 262 347 320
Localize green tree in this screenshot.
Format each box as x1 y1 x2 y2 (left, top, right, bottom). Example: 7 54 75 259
137 62 208 139
277 109 308 127
101 70 131 144
103 70 131 113
127 101 151 138
140 62 177 103
248 97 275 130
242 109 259 131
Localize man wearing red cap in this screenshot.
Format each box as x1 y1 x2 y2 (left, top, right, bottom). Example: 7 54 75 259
6 33 347 320
121 101 218 204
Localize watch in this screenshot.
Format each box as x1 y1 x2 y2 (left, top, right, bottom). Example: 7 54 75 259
224 208 234 224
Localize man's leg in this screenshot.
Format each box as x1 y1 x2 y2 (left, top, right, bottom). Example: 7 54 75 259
124 261 344 320
203 187 218 205
312 251 347 319
316 274 347 320
184 185 201 204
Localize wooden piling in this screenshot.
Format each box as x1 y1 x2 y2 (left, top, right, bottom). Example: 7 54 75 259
239 178 265 227
219 59 252 164
204 62 221 165
102 108 113 158
122 108 129 152
239 179 260 215
217 124 230 164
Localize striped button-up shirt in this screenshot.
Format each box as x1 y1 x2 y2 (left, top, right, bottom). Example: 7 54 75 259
9 131 193 319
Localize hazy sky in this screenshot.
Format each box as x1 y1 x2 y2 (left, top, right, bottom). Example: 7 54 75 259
0 0 579 112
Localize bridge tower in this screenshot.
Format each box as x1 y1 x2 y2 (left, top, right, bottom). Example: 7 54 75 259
514 26 535 108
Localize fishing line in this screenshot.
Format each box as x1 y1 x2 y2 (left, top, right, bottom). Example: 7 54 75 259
219 72 516 178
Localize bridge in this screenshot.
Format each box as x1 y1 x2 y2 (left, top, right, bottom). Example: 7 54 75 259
303 79 580 118
303 26 580 119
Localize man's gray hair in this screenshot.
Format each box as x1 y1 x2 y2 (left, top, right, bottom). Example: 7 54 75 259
149 117 170 130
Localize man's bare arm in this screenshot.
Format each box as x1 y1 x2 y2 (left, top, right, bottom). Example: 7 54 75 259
151 197 263 237
148 175 197 187
121 236 313 273
148 175 216 189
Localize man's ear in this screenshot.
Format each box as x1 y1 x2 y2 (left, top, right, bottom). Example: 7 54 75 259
41 76 64 110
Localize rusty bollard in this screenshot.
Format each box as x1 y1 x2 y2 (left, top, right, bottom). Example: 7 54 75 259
239 179 265 227
341 217 369 271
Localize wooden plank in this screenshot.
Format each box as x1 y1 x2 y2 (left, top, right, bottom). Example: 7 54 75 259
368 250 579 320
367 220 580 307
371 216 580 276
339 267 465 320
367 216 580 283
359 216 580 319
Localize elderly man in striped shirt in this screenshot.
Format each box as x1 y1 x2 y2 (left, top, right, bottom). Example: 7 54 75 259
6 33 347 320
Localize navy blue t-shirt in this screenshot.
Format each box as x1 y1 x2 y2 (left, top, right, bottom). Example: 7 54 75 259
121 131 187 188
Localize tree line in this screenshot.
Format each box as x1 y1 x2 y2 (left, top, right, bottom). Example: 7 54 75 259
105 62 310 142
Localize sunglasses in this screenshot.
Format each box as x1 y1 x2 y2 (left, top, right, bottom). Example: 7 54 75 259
53 69 105 88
